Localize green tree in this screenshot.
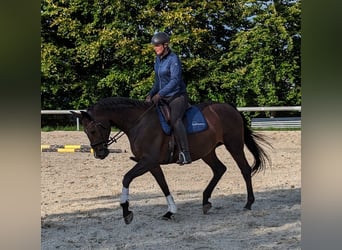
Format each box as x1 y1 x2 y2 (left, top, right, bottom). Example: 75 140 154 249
41 0 301 112
218 0 301 108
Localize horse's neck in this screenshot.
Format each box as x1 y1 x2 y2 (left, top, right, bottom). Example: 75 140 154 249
107 107 148 133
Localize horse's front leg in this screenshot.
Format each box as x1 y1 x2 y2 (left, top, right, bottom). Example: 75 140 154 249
120 161 150 224
149 166 177 220
120 188 133 224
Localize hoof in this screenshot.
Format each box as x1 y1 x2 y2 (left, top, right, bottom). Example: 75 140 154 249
124 211 133 224
243 205 252 210
203 202 212 214
162 211 175 220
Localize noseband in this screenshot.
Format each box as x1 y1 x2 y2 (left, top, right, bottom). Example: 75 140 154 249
85 120 124 148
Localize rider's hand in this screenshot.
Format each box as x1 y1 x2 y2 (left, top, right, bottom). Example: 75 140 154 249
152 93 161 104
145 95 152 102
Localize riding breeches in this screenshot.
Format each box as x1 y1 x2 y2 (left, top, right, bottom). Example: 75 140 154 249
167 93 188 125
165 93 189 152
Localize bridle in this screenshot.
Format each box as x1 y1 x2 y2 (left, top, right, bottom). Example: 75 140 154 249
85 120 124 148
85 102 156 148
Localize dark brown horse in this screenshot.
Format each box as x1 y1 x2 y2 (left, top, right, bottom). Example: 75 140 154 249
71 96 271 224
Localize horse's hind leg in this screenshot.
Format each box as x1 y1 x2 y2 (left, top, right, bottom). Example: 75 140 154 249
224 140 255 210
201 151 227 214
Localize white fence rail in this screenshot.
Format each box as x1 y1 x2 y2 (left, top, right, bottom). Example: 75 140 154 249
41 106 301 130
251 117 301 129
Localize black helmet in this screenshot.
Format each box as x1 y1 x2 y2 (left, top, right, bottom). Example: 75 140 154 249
151 32 170 45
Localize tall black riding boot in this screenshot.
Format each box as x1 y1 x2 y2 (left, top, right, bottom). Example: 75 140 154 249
174 122 192 165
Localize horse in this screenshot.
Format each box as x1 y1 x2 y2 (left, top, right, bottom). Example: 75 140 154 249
71 96 271 224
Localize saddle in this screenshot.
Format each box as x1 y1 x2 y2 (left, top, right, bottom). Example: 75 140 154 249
157 101 208 163
157 101 208 135
158 101 173 124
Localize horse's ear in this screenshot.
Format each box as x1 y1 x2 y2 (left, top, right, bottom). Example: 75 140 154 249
70 110 93 121
80 111 93 121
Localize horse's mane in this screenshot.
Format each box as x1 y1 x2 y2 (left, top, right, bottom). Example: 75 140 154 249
87 97 151 112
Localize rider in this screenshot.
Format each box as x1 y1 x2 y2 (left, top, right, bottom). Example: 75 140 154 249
145 31 192 165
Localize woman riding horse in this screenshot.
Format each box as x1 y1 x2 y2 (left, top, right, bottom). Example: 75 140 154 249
145 31 192 165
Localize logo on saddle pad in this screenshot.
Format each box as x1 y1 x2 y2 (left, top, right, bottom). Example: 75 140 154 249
157 105 208 135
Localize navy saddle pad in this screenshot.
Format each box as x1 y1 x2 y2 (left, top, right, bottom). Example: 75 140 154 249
157 105 208 135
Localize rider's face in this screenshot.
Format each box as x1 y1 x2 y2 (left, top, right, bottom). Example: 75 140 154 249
153 44 167 56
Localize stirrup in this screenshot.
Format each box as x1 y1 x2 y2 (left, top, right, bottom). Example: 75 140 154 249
177 151 192 165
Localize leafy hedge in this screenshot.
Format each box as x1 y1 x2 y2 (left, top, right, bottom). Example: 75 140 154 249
41 0 301 119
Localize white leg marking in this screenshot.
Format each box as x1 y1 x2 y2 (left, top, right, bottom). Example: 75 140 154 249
166 195 177 213
120 187 129 204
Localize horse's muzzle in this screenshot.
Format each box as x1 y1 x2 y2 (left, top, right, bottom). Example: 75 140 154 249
93 148 109 159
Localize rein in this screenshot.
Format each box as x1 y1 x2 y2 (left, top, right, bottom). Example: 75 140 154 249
107 130 125 145
107 102 156 145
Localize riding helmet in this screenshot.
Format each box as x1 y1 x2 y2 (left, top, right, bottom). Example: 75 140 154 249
151 32 170 45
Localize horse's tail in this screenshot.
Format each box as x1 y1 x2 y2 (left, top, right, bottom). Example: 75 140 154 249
241 115 272 176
